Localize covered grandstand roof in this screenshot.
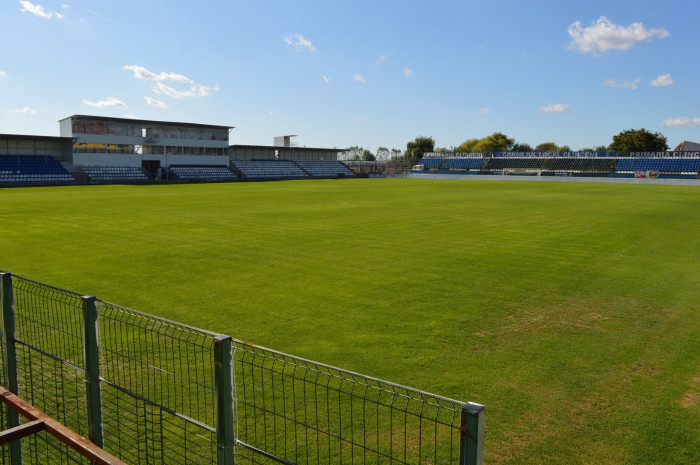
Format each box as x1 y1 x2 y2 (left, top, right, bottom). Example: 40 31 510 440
59 115 233 130
0 134 74 142
230 144 347 152
674 141 700 151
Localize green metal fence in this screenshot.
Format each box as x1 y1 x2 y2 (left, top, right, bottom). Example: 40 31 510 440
0 272 484 465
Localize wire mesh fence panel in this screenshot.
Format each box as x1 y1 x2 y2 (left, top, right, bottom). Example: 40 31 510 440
232 341 464 465
14 345 88 440
11 276 85 372
97 300 220 464
10 276 88 437
100 384 217 465
0 273 481 465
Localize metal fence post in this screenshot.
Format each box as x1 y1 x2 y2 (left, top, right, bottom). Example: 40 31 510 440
459 402 485 465
214 335 235 465
1 272 21 465
82 295 104 449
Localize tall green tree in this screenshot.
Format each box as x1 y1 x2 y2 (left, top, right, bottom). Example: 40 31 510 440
533 142 571 152
456 138 479 152
345 146 364 161
608 128 668 152
474 132 514 152
511 142 533 152
375 147 390 161
362 150 376 161
404 136 435 164
534 142 558 152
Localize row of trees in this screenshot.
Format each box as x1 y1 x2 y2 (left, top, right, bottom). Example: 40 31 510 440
443 129 669 156
344 146 404 162
347 128 670 165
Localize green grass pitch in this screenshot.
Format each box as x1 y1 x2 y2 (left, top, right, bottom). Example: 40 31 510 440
1 178 698 464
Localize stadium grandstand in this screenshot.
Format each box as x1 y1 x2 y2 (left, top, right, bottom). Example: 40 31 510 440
2 116 699 185
417 150 700 180
59 114 233 181
0 116 354 186
230 139 354 180
0 134 76 185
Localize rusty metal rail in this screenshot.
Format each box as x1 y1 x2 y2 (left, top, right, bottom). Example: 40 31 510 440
0 385 127 465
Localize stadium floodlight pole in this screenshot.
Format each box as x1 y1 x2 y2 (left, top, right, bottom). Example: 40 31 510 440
1 272 22 465
459 402 485 465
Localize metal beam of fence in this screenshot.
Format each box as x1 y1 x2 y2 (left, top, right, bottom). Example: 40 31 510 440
82 295 104 449
1 272 21 465
215 335 235 465
460 403 485 465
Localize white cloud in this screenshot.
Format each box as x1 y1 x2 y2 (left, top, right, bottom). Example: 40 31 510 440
144 96 167 108
363 115 370 122
660 116 700 127
321 74 331 84
604 78 641 90
153 82 218 98
403 68 414 76
374 55 387 66
539 104 570 114
153 82 194 98
196 84 217 97
124 65 192 83
8 106 38 114
353 74 366 83
61 4 69 10
284 34 316 52
0 71 6 77
82 97 127 108
478 108 490 114
19 1 63 19
650 74 673 87
567 16 668 54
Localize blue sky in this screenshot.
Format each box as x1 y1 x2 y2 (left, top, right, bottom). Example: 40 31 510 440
1 0 699 151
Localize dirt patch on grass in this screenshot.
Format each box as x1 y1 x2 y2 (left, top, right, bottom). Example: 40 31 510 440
629 361 659 377
488 397 628 465
479 296 639 341
366 422 454 464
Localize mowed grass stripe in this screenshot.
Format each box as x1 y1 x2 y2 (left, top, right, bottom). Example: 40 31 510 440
0 178 698 464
